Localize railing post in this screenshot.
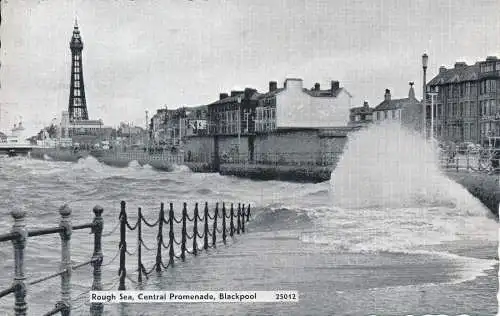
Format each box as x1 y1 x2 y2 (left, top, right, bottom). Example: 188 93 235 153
181 203 187 262
58 204 72 316
212 203 218 247
90 205 104 316
193 203 198 256
168 203 175 266
203 202 209 250
466 152 470 171
246 205 251 222
236 203 241 235
118 201 127 291
241 203 245 233
456 156 459 171
11 207 27 316
230 204 235 237
222 203 227 244
137 208 143 283
155 203 164 272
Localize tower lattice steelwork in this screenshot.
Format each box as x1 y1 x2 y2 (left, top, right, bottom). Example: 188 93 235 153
68 20 89 121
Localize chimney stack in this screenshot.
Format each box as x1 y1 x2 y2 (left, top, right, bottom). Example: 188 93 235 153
454 62 467 69
384 89 391 101
314 83 320 91
363 101 369 108
439 66 446 73
269 81 277 92
331 81 340 94
219 93 228 100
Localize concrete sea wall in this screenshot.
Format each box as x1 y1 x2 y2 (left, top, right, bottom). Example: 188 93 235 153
445 171 499 217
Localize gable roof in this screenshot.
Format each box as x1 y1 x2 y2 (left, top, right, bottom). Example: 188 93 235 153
210 90 262 105
373 97 420 111
427 63 479 86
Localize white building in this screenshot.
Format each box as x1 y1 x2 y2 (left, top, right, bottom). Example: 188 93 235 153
255 79 353 131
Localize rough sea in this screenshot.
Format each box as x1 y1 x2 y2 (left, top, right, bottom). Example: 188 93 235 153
0 123 498 316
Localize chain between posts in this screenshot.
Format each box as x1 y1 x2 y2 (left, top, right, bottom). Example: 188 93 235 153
116 200 252 291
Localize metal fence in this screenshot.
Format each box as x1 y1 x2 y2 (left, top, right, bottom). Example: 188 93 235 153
116 201 251 289
438 148 500 173
0 205 105 316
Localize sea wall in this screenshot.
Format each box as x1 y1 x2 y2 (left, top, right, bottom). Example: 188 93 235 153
219 163 332 183
445 171 499 217
184 128 351 167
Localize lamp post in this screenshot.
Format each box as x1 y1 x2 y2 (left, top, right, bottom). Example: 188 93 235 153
422 53 428 139
236 95 242 154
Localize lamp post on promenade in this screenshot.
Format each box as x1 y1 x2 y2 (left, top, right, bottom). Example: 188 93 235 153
422 53 429 139
236 95 242 155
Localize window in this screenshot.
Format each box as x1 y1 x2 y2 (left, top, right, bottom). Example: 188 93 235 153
392 110 396 119
74 74 80 80
74 89 80 96
75 81 80 88
384 111 388 119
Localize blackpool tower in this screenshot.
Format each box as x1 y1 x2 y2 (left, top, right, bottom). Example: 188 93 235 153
68 19 89 121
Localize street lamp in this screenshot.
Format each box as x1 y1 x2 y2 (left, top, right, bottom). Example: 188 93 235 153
236 95 242 154
422 53 428 138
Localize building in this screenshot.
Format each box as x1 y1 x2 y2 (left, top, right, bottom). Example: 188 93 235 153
372 83 423 131
426 56 500 145
348 101 373 127
150 108 168 140
150 105 208 145
208 88 260 135
185 105 208 136
255 79 352 132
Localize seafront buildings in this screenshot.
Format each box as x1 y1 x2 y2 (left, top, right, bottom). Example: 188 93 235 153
426 56 500 145
372 83 423 131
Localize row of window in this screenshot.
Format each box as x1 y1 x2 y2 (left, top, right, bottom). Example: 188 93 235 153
431 79 498 99
373 109 401 121
432 100 498 118
480 122 500 137
479 80 497 94
479 62 500 73
255 120 276 132
256 107 275 121
351 114 373 122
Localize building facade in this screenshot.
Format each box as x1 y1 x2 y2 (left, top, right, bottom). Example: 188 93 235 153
426 56 500 145
372 83 423 131
255 79 352 132
208 88 260 135
348 101 374 127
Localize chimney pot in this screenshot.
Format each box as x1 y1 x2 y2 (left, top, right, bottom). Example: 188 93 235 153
330 80 340 93
269 81 277 92
384 89 391 101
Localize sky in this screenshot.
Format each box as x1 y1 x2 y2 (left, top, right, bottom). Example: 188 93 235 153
1 0 499 136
